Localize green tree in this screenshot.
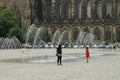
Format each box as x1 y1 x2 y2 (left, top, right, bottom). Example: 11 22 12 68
8 26 26 43
0 9 18 37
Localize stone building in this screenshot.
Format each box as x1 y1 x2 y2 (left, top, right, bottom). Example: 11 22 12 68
0 0 31 27
0 0 120 43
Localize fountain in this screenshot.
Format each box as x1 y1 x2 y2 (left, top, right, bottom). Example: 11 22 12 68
23 24 95 49
25 24 36 48
0 24 119 64
52 30 60 45
58 30 68 45
51 29 95 48
0 36 21 49
33 27 43 48
76 32 95 48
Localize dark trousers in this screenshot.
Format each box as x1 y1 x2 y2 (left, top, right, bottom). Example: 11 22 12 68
57 56 62 65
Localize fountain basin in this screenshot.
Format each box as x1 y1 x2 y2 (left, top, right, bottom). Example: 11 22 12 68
0 49 114 64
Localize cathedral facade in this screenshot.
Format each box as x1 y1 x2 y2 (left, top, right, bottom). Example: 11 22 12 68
0 0 120 43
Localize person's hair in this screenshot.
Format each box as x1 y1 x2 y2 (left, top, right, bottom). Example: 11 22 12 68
86 47 88 49
58 44 61 48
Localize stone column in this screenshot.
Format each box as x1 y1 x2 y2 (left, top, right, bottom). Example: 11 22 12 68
71 0 75 18
68 28 72 43
90 26 93 34
42 0 47 21
112 25 116 42
101 26 104 41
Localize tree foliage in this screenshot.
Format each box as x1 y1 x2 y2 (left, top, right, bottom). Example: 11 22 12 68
0 9 51 44
0 9 19 37
0 9 27 43
8 27 26 43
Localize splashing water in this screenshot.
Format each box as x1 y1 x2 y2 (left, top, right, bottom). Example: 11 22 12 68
33 27 42 48
25 24 35 47
52 30 60 45
58 30 68 45
0 36 21 49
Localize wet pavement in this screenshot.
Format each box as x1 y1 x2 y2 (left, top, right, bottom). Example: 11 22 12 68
0 48 120 80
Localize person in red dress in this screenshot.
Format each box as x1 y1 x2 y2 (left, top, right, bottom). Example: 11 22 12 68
86 47 90 63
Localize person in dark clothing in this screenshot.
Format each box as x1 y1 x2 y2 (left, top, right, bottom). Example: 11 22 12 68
113 45 116 50
56 44 62 65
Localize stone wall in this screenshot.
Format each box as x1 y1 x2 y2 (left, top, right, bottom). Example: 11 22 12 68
0 0 120 42
0 0 31 27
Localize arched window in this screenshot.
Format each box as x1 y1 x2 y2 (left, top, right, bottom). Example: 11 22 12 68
84 27 89 33
94 27 100 40
65 0 70 18
87 2 91 18
105 29 111 41
68 3 71 19
52 0 55 3
55 0 60 20
117 27 120 42
98 2 102 19
72 28 79 41
78 3 82 19
71 1 75 18
60 4 62 17
106 2 112 17
117 3 120 16
45 0 51 22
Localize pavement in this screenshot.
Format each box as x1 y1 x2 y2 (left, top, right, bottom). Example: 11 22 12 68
0 48 120 80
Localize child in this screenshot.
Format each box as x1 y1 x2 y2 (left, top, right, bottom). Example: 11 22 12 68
86 47 90 63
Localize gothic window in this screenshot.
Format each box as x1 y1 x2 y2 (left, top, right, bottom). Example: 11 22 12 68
117 27 120 42
34 0 42 22
59 4 62 17
52 0 55 3
87 2 91 18
71 1 75 18
51 0 55 6
106 2 112 17
105 30 111 41
73 28 79 41
98 2 102 19
84 27 89 33
60 0 65 18
94 27 100 40
102 3 106 20
45 0 51 22
65 0 70 18
117 3 120 16
68 3 71 19
78 3 81 19
55 0 60 20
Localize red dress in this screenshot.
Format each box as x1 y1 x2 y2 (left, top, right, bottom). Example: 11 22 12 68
86 49 90 58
